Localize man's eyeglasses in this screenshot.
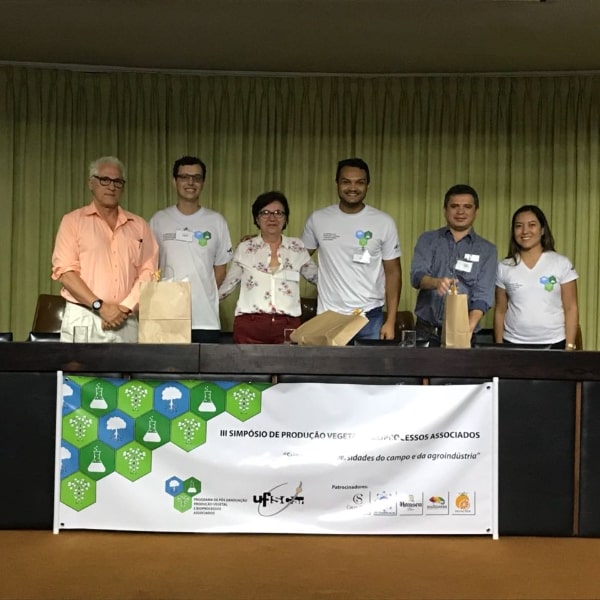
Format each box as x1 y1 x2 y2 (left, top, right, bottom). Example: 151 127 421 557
176 174 204 183
258 210 286 219
92 175 126 189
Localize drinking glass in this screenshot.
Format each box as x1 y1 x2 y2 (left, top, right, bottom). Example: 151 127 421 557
400 329 416 348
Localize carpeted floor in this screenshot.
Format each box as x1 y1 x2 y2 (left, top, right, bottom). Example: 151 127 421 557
1 531 599 600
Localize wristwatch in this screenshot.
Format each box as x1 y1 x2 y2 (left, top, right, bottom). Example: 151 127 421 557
91 299 103 312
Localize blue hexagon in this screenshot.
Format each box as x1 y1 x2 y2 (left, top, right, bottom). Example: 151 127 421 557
62 379 81 415
165 476 184 496
60 440 79 479
154 382 190 418
98 410 135 449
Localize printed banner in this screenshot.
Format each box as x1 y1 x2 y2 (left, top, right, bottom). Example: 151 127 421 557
55 376 497 536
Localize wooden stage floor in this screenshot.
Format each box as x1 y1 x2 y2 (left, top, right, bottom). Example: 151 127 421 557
1 531 599 599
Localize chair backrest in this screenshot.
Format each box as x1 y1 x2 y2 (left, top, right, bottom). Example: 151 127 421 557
383 310 415 340
31 294 66 334
300 297 317 323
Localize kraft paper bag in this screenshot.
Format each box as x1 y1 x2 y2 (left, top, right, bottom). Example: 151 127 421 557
290 310 368 346
442 284 471 349
138 281 192 343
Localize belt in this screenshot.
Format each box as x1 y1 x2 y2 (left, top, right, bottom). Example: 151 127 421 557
416 318 442 337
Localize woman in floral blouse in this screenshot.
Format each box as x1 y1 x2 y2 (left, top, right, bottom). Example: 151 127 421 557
219 191 318 343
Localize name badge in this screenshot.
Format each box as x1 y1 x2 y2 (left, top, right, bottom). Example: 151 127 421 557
285 270 300 282
353 249 371 264
175 229 194 242
455 259 473 273
464 253 480 262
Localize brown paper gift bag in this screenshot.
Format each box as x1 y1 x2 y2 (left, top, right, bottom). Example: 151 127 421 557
442 283 471 349
138 281 192 343
290 310 368 346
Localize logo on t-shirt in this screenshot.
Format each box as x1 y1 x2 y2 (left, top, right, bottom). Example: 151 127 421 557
355 230 373 247
194 231 212 247
539 275 557 291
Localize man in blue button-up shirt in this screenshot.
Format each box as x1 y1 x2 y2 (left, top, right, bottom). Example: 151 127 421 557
410 184 497 347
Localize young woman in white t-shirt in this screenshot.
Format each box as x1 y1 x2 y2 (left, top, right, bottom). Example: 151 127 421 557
494 205 579 350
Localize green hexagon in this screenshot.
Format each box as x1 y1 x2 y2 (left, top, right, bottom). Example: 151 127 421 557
118 380 154 417
82 379 117 415
174 493 193 513
171 412 207 451
135 410 171 449
62 408 99 448
79 441 115 481
183 477 201 497
190 382 226 421
61 472 96 511
115 441 152 481
226 383 262 421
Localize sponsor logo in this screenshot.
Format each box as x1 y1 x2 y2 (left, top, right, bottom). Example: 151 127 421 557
253 481 304 517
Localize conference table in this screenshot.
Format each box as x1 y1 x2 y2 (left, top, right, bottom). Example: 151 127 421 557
1 342 599 536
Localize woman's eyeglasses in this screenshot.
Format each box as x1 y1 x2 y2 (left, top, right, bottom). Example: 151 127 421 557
258 210 285 219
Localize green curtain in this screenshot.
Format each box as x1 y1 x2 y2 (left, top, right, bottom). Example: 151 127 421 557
1 67 598 347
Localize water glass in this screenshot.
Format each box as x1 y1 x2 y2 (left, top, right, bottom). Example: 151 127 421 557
400 329 416 348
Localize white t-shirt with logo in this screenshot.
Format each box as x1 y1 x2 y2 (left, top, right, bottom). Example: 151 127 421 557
301 204 401 314
150 205 233 330
496 251 578 344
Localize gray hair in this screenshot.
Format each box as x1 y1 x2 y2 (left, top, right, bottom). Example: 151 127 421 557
88 156 126 180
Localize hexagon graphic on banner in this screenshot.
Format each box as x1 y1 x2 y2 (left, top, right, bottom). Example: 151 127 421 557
98 410 135 449
79 441 116 481
61 379 81 415
135 410 171 450
165 476 184 497
154 382 190 418
190 382 226 421
62 408 98 448
82 379 118 416
165 476 202 513
115 441 152 482
225 383 262 421
118 380 154 417
61 472 96 511
59 441 79 479
171 412 207 451
174 494 193 513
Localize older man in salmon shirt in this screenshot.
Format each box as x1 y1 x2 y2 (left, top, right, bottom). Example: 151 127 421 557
51 156 158 342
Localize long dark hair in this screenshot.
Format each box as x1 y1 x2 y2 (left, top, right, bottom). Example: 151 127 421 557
506 205 555 264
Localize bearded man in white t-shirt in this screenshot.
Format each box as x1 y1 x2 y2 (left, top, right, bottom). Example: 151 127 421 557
301 158 402 341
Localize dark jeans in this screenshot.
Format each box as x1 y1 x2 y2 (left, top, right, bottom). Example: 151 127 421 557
351 306 384 344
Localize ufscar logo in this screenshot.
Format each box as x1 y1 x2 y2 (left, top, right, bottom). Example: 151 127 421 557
253 481 304 517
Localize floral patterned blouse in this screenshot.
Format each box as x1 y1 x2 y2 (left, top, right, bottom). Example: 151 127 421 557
219 235 318 316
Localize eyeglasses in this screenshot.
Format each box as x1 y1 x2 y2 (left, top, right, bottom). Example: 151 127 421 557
258 210 286 219
92 175 126 189
175 174 204 183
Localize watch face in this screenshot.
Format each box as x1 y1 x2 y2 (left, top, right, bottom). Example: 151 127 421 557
92 300 102 311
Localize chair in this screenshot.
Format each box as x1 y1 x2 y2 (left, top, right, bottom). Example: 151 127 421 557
29 294 66 341
300 297 317 323
383 310 415 341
